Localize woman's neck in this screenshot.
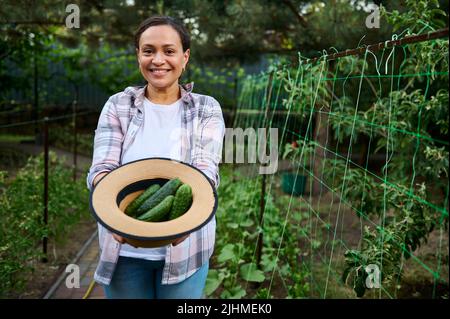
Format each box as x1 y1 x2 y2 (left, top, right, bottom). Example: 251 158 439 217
146 82 180 105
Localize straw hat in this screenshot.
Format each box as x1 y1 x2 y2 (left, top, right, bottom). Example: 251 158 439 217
89 158 217 248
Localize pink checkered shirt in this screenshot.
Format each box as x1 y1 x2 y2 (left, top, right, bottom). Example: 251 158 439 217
86 82 225 285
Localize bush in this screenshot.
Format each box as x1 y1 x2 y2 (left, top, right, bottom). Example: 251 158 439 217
0 151 90 297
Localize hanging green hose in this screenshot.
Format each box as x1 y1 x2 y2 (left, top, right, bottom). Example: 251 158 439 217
82 279 96 299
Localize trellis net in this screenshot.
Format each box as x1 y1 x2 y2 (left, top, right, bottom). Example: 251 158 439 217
219 30 448 298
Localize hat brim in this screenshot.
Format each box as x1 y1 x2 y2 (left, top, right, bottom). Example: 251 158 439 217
89 157 217 248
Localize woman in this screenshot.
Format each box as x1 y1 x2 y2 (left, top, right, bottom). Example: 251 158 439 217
86 15 225 299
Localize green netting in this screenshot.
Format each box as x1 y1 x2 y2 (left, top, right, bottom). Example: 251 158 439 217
222 33 448 299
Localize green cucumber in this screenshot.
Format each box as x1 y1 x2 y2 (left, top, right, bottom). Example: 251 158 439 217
169 184 193 220
135 178 182 216
137 195 174 222
125 184 161 217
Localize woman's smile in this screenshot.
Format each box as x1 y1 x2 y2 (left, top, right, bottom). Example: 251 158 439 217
149 68 172 76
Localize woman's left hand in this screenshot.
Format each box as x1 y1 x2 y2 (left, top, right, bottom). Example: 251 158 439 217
172 234 189 246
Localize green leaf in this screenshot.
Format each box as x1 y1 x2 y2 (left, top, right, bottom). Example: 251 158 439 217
204 269 224 296
240 219 254 227
344 249 362 266
260 254 277 272
217 244 236 263
220 285 247 299
311 240 321 249
227 222 239 229
240 263 265 282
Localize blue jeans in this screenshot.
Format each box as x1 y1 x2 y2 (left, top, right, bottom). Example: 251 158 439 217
102 256 209 299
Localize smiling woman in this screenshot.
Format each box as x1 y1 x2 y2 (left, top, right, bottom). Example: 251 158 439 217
86 15 226 299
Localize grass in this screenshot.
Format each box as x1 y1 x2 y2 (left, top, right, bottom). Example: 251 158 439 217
0 134 34 143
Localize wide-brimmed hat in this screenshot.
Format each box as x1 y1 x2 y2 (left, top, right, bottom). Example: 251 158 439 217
89 158 217 248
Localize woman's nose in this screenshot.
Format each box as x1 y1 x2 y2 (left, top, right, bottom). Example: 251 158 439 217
152 51 165 64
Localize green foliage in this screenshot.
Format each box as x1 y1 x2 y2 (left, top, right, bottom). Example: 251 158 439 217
49 125 94 157
325 3 448 296
282 139 316 169
381 0 448 34
240 263 265 283
85 43 142 94
0 30 54 105
187 64 244 109
206 166 310 298
324 47 448 297
1 0 407 110
329 157 441 296
0 152 90 297
235 0 449 299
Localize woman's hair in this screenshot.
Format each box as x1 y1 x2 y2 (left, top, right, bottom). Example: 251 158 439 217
134 15 190 52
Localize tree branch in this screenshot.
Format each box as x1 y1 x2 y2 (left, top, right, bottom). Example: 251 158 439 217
0 20 65 26
282 0 308 28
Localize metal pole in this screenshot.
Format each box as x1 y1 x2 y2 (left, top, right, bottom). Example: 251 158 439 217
256 70 274 269
33 49 39 144
42 117 49 263
231 74 239 182
256 173 266 268
304 28 448 64
73 100 77 182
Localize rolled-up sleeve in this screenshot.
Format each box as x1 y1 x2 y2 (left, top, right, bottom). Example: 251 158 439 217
86 97 124 191
191 97 225 189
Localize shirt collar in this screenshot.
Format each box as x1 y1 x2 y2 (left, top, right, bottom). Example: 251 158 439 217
132 82 194 110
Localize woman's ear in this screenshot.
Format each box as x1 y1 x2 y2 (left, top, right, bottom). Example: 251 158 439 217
136 48 140 63
183 49 190 68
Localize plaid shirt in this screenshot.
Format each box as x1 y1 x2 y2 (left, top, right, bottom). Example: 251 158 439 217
86 82 225 285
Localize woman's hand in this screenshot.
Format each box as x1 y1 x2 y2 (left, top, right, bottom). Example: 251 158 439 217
172 234 189 246
113 233 188 247
112 233 138 248
112 233 125 244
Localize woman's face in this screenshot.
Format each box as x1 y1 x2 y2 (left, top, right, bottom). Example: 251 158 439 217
136 25 190 90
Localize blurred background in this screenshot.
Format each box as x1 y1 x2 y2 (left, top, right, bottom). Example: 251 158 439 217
1 0 426 131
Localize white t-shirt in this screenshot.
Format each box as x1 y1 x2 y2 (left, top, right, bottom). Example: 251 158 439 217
118 96 183 260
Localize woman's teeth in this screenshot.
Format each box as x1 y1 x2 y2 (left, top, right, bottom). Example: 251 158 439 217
151 69 170 74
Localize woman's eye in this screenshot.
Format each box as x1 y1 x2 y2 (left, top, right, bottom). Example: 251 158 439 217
166 50 174 54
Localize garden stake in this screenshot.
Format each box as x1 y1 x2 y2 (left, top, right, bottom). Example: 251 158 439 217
256 70 274 270
42 117 49 263
72 99 78 182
